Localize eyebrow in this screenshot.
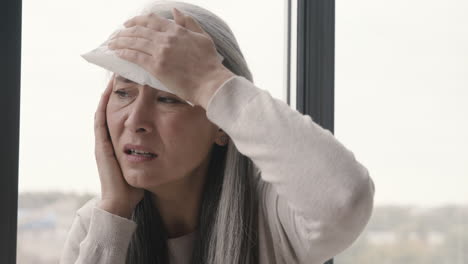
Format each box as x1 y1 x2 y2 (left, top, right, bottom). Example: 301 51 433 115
113 75 183 99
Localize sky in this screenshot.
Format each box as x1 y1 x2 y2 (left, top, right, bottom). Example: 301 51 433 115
19 0 467 208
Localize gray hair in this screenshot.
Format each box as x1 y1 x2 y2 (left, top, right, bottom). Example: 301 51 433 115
123 1 261 264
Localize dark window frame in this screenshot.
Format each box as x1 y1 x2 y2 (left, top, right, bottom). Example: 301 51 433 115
1 0 22 262
1 0 334 263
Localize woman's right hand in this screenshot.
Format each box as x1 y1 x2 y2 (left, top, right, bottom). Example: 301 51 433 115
94 76 144 219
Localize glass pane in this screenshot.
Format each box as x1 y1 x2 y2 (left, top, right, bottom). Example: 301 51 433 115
18 0 286 262
335 0 468 263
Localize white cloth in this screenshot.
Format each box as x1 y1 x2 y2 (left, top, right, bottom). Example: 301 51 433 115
80 24 224 107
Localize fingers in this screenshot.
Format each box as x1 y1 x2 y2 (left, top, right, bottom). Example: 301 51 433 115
124 12 173 32
184 15 204 34
107 25 159 65
120 10 210 43
109 25 156 42
94 79 114 148
108 35 154 56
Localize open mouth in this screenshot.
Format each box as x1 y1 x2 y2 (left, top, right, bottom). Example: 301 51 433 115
125 149 158 158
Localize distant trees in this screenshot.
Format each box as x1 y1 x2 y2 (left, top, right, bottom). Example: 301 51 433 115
336 205 468 264
19 191 95 210
16 193 468 264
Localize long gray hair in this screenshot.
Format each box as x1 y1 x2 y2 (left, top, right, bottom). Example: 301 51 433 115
122 1 261 263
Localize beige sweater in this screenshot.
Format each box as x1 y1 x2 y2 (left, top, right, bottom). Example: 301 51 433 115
60 76 375 264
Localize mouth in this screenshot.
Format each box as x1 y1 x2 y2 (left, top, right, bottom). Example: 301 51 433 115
123 144 158 158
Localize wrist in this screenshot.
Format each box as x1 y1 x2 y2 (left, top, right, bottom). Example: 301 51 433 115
195 67 235 109
98 199 133 219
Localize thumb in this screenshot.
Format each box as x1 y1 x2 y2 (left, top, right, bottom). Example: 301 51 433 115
185 15 209 37
174 8 211 38
172 7 185 27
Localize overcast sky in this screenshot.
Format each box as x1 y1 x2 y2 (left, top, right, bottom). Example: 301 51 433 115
19 0 467 208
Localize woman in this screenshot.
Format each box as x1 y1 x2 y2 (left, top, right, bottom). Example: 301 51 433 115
60 1 375 264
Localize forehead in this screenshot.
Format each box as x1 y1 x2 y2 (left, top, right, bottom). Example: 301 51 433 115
114 74 162 90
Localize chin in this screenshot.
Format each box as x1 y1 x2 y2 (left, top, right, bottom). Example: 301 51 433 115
123 170 170 189
123 171 154 188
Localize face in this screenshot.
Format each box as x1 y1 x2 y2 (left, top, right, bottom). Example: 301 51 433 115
106 74 222 189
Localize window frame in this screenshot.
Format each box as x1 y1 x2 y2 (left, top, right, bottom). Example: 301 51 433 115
1 0 335 263
295 0 335 133
1 0 22 262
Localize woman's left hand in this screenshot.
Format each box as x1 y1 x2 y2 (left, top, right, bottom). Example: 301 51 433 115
107 8 234 108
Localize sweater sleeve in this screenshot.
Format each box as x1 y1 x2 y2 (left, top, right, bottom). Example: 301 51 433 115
60 197 137 264
205 76 375 263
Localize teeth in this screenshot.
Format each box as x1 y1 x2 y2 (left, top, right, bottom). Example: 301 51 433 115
129 149 155 156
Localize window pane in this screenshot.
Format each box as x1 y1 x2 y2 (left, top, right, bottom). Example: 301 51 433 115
335 0 468 263
17 0 286 262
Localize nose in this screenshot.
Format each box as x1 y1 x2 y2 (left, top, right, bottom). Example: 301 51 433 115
124 88 154 134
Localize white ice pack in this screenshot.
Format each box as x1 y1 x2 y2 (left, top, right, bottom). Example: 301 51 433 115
81 24 224 107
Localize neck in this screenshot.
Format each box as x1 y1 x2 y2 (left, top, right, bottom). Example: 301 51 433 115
149 156 210 239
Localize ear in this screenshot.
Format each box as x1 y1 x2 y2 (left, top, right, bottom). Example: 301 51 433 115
215 128 229 146
215 134 229 146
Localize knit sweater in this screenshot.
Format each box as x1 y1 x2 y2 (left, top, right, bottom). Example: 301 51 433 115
59 75 375 264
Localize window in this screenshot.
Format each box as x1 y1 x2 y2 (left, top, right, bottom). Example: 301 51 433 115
12 0 288 262
334 1 468 263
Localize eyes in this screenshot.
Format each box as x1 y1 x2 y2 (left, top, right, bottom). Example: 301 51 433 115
113 89 181 104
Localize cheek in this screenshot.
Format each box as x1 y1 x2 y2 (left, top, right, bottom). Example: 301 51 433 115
166 118 214 157
105 106 124 141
